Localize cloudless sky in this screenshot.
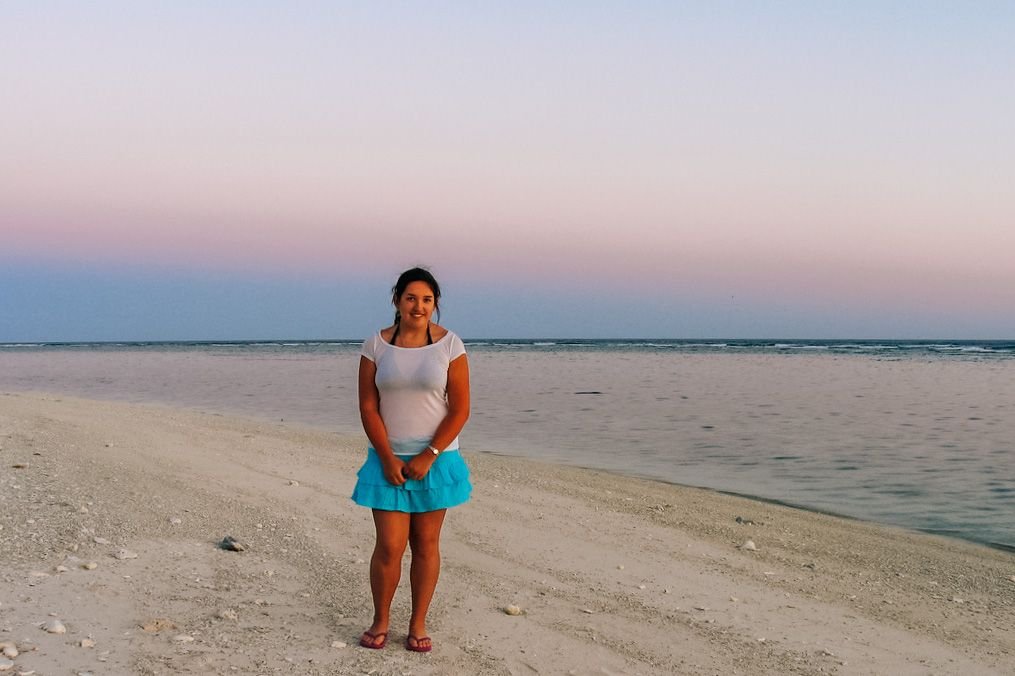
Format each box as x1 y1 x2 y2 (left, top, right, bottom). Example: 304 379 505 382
3 2 1014 340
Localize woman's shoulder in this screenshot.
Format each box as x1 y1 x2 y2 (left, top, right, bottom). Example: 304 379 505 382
379 325 397 343
435 326 467 359
430 323 450 342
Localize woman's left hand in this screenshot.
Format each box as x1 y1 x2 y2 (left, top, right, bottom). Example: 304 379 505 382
402 452 436 481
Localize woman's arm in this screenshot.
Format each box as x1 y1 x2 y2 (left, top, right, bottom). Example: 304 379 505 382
403 354 471 480
358 356 406 486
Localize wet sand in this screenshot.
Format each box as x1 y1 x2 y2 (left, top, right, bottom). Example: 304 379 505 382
1 392 1012 674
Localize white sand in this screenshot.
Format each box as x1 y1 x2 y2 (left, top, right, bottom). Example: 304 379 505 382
1 392 1012 675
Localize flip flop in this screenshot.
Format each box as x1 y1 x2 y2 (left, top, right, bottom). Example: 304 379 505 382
405 634 432 653
359 630 387 649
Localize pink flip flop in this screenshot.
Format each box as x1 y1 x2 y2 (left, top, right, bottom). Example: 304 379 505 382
405 635 432 652
359 630 388 649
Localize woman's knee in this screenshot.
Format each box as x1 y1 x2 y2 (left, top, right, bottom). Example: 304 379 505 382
373 537 407 563
408 531 441 558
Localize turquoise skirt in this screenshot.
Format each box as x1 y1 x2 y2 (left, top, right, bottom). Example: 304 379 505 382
352 448 472 513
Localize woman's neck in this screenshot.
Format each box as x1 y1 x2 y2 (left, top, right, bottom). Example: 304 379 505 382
393 322 431 347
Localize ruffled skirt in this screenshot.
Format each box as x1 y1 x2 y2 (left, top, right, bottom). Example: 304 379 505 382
351 448 472 513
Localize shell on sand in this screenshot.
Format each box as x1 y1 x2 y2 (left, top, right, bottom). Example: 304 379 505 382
740 539 757 551
43 619 67 634
504 604 523 616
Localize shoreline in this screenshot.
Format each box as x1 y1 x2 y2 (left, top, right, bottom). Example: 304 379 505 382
3 345 1013 551
8 383 1014 555
2 392 1013 674
6 386 1012 554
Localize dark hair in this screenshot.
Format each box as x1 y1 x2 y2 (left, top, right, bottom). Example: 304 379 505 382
391 267 441 324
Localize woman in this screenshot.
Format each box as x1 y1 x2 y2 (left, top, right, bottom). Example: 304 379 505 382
351 267 472 653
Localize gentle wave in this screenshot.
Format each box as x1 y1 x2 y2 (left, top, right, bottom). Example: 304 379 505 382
4 339 1013 359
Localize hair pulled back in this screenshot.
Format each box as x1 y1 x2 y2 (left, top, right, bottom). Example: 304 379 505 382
391 267 441 324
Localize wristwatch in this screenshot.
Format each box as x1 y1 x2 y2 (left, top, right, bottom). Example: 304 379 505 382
427 445 440 455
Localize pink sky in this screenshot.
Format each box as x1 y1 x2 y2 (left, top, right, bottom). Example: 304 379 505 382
3 3 1014 338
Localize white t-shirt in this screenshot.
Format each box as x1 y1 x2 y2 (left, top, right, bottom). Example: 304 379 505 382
360 330 467 455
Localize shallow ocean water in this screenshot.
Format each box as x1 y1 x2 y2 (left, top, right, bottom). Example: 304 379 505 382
2 339 1013 549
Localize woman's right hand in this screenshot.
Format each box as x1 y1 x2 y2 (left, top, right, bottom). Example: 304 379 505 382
381 456 407 486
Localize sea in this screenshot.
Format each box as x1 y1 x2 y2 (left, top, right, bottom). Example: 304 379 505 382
2 338 1013 551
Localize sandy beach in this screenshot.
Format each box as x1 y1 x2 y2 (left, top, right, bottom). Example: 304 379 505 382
1 392 1012 675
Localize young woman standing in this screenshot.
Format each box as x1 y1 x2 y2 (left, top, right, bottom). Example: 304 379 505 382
352 267 471 653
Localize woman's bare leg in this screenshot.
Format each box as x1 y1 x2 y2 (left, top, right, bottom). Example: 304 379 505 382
363 509 410 646
406 509 447 649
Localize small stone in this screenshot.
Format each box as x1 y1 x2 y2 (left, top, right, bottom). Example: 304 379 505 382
288 480 299 487
169 518 182 525
330 640 347 649
105 442 114 447
172 634 194 643
83 562 98 570
0 661 13 673
79 506 89 513
141 618 177 633
951 597 964 603
637 584 646 590
114 548 138 560
581 608 594 614
617 564 625 570
740 540 757 551
1008 575 1015 583
93 537 110 545
217 609 237 621
55 565 69 574
218 536 245 552
43 619 66 634
11 463 28 469
730 596 739 602
80 638 96 648
0 642 16 658
504 605 523 616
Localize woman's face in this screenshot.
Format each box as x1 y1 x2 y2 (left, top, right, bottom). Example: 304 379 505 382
396 281 437 326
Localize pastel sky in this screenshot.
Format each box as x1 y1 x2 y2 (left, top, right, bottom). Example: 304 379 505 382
3 2 1014 340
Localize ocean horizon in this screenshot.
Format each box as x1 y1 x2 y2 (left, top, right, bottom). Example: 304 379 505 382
4 337 1015 358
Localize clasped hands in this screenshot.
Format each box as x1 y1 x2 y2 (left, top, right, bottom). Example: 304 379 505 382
381 451 435 486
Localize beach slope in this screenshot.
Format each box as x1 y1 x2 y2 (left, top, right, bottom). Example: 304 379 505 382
1 393 1012 674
